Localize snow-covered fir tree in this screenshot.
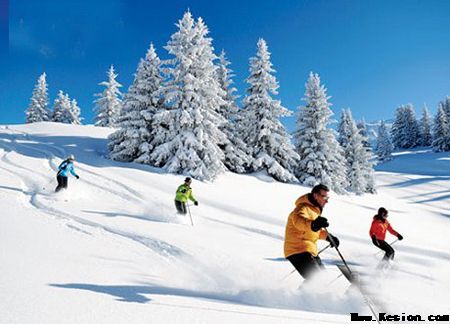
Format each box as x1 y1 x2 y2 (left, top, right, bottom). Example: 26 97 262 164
69 99 82 125
376 120 393 162
94 65 122 127
52 91 72 123
52 91 82 124
338 109 353 147
239 38 299 182
432 104 450 152
294 72 347 193
150 12 228 180
356 118 371 148
419 104 432 147
440 96 450 121
391 104 419 149
339 109 375 194
215 50 251 173
26 73 51 123
109 43 165 163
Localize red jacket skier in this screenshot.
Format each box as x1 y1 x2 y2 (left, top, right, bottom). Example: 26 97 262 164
369 207 403 261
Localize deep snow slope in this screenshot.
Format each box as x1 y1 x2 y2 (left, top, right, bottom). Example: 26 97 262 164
1 122 449 324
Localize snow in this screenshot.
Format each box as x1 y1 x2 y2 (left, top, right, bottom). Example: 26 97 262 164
1 122 449 323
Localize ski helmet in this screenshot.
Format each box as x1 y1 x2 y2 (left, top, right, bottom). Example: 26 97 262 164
67 154 75 161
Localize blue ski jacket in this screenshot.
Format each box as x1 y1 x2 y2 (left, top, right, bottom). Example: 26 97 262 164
57 160 78 178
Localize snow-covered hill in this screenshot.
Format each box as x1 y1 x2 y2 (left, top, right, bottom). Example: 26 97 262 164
1 123 449 323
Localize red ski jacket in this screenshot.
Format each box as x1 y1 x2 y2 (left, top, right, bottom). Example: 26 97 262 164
369 216 399 241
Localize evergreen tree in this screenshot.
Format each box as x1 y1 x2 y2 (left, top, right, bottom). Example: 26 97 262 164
26 73 51 123
391 104 419 149
94 65 123 127
240 38 299 182
294 72 347 193
69 99 82 125
338 109 353 147
376 120 393 161
215 50 251 173
339 109 376 194
52 91 71 123
440 96 450 122
432 104 450 152
356 118 371 148
150 12 228 181
419 104 432 147
109 43 165 163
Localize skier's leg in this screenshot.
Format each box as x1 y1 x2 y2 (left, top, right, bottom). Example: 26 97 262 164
175 200 187 214
287 252 322 280
55 175 63 192
62 176 68 190
378 240 395 261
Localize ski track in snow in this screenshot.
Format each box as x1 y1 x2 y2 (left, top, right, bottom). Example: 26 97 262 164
0 131 189 263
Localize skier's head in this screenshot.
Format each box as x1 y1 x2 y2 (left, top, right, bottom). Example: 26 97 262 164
311 184 330 208
377 207 388 219
67 154 75 161
184 177 192 185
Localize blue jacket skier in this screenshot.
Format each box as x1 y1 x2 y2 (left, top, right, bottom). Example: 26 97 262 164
55 154 79 192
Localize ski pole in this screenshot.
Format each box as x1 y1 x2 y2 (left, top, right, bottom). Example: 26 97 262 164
325 228 381 324
186 203 194 226
325 228 352 274
281 243 331 281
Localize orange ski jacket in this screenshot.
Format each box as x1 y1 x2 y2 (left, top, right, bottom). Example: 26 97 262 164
369 216 398 241
284 194 328 258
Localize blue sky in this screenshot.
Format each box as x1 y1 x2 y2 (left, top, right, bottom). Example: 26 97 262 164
1 0 449 131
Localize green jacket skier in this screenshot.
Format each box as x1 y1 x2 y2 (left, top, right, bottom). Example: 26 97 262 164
175 177 198 214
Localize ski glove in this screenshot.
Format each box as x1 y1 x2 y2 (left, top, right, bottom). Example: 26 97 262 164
311 216 329 232
75 175 80 179
326 233 340 248
194 201 198 206
371 235 380 246
397 234 403 240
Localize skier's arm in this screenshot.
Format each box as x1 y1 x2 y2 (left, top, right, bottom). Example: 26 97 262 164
386 223 399 237
68 164 79 178
188 190 197 203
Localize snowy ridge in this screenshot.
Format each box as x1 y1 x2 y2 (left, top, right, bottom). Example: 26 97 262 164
1 122 449 324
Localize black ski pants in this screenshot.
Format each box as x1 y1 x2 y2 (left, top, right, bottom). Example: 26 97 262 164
374 240 395 261
287 252 324 280
175 200 187 214
55 175 68 192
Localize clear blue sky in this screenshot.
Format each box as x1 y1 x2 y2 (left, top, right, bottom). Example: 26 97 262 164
1 0 449 131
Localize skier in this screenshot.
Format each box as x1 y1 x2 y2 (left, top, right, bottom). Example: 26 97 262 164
55 154 79 192
174 177 198 214
284 184 340 280
370 207 403 262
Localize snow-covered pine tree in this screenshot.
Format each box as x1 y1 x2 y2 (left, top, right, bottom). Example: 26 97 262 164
215 50 251 173
432 104 450 152
69 99 82 125
94 65 122 127
26 73 51 123
294 72 347 193
109 43 165 163
338 109 353 147
356 118 371 148
239 38 298 182
419 104 432 147
339 109 375 194
52 91 72 123
150 12 228 180
391 104 419 149
440 96 450 122
376 120 393 162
